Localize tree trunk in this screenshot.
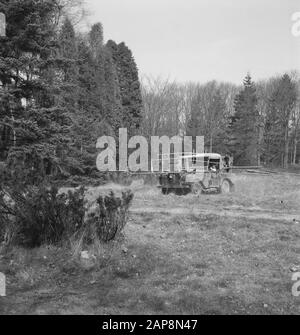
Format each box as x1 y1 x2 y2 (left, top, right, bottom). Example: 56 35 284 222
293 136 297 165
9 110 16 148
209 135 213 153
257 122 264 166
283 126 289 169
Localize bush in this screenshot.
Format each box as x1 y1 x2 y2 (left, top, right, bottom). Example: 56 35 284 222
0 182 135 249
0 184 86 248
85 190 134 243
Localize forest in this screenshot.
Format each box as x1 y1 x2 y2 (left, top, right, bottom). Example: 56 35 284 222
0 0 300 188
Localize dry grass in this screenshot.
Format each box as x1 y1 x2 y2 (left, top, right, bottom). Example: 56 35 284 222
0 172 300 314
132 172 300 215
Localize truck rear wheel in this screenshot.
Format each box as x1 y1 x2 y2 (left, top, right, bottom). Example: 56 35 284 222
174 188 189 196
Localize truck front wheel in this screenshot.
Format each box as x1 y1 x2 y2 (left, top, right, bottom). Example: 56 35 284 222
191 183 204 196
220 179 234 194
162 188 169 195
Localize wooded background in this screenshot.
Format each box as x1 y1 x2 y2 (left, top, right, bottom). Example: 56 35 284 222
0 0 299 185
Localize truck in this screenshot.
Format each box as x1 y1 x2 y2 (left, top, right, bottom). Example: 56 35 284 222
157 153 235 195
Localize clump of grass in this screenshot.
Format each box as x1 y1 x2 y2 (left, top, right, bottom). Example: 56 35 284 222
66 190 134 269
70 235 123 270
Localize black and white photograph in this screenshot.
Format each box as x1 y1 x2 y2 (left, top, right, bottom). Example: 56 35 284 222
0 0 300 318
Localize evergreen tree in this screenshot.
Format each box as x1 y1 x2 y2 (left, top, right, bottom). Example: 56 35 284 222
107 40 142 135
89 23 105 120
58 17 78 87
57 17 88 175
77 37 96 112
0 3 144 182
103 47 123 131
230 74 259 165
0 0 69 182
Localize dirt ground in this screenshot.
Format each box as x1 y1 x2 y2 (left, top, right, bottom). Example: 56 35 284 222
1 172 300 315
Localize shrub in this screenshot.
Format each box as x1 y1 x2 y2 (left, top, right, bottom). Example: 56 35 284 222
0 182 135 249
85 190 134 243
0 184 86 248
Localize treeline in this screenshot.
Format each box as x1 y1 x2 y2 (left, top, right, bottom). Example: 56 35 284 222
141 72 300 167
0 0 142 183
1 0 299 186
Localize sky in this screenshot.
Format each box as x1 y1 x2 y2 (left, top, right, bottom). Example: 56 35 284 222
83 0 300 84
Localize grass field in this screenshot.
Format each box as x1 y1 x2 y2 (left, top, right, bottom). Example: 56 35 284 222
1 172 300 314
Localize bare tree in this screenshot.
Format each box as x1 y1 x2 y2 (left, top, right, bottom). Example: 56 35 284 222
141 76 239 155
53 0 89 27
141 75 186 138
187 81 237 152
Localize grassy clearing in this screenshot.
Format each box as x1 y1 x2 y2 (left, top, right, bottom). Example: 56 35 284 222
132 172 300 215
0 173 300 314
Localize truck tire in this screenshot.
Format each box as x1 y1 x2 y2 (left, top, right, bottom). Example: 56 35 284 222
220 179 234 194
162 188 169 195
191 183 203 196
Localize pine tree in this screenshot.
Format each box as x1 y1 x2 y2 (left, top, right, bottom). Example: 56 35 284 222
230 74 259 165
57 17 89 175
89 23 105 120
107 40 142 136
58 17 78 88
103 47 123 131
0 0 71 183
0 3 144 182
